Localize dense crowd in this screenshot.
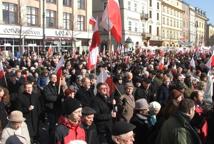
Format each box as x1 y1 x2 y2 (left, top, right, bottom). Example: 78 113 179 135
0 48 214 144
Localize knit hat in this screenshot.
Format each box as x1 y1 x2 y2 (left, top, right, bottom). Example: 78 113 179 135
112 121 136 136
135 98 149 110
125 82 134 88
64 98 82 115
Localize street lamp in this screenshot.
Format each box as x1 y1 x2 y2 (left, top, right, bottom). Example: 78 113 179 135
125 37 133 52
195 20 198 47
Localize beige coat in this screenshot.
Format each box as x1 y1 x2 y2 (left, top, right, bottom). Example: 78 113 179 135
0 122 31 144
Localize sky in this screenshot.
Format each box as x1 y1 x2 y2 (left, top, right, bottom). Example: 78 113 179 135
185 0 214 24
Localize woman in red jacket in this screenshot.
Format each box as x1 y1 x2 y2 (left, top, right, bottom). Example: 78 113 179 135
54 98 86 144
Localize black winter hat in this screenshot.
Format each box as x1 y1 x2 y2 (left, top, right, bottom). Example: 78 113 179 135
64 98 82 115
112 121 136 136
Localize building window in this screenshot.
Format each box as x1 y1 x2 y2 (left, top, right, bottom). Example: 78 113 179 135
128 1 131 10
134 3 137 12
157 27 159 36
3 2 17 24
77 0 85 10
150 0 152 7
77 15 85 31
157 2 159 9
128 21 131 31
149 11 152 18
63 0 72 6
135 23 137 32
46 10 56 28
157 13 159 21
149 25 152 34
162 17 165 24
63 13 71 29
27 7 39 26
46 0 56 4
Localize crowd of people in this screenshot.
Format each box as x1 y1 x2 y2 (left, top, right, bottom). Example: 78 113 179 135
0 47 214 144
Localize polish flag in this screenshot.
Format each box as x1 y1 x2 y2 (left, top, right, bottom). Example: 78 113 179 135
97 70 115 96
87 17 100 70
55 56 65 82
47 44 53 57
89 17 96 26
206 51 214 70
0 61 4 79
159 57 165 70
101 0 122 43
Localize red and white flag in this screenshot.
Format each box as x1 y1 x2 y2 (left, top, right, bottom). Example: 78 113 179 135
206 52 214 70
0 61 4 79
101 0 122 43
89 17 96 26
55 56 65 82
47 44 53 57
159 57 165 70
87 17 100 70
97 70 115 96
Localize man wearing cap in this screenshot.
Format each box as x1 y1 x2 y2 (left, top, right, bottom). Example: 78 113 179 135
1 110 31 144
81 106 99 144
130 98 152 144
134 78 155 102
54 98 86 144
117 82 135 122
111 121 136 144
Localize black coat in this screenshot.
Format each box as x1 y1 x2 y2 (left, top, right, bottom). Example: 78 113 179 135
75 87 95 107
15 91 41 137
92 93 113 144
82 123 99 144
42 82 63 114
131 114 152 144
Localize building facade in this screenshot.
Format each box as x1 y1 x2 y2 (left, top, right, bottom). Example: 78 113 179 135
161 0 184 47
146 0 162 46
207 24 214 46
195 7 208 47
0 0 93 54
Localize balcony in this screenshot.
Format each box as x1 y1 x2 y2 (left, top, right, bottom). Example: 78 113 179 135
141 32 151 40
140 13 149 21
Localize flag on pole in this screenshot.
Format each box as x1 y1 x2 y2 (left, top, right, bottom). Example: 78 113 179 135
54 56 65 82
0 61 4 79
97 70 115 96
159 57 165 70
190 57 196 68
47 44 53 57
87 17 100 70
206 52 214 69
89 17 96 26
101 0 122 43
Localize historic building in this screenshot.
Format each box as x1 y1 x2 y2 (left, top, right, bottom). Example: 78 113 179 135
0 0 93 54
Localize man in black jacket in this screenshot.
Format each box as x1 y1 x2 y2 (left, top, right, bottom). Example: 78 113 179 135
42 73 63 142
92 82 116 144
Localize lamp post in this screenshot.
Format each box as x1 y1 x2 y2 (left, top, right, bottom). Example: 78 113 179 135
42 0 46 52
195 20 198 47
125 37 133 52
